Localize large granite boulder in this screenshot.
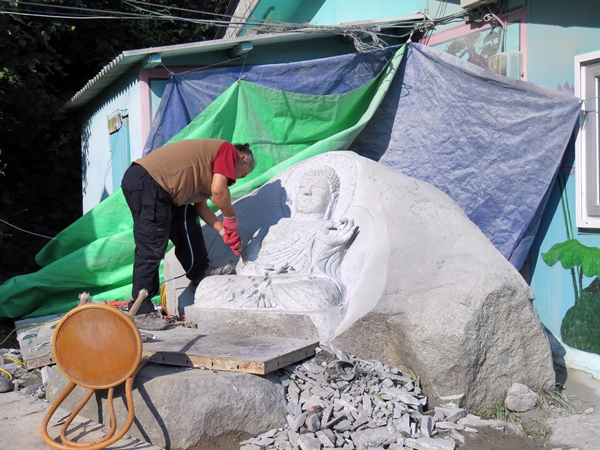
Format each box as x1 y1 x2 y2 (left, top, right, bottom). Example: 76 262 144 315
183 151 554 407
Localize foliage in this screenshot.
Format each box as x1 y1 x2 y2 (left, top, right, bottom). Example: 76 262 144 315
561 279 600 354
534 385 575 415
542 239 600 278
0 0 227 283
472 397 509 421
542 239 600 354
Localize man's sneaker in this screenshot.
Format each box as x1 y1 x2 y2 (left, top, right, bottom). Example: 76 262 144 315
192 264 234 285
133 312 169 331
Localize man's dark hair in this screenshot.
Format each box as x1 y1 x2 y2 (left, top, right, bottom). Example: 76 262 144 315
234 143 256 170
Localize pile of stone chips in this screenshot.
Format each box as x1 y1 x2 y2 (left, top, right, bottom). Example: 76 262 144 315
239 346 499 450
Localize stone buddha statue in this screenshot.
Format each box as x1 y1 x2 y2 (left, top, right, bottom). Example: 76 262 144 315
195 165 358 312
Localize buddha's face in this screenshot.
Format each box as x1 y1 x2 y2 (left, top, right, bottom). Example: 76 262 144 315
295 176 331 216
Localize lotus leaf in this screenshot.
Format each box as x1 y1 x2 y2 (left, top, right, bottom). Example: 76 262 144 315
542 239 600 278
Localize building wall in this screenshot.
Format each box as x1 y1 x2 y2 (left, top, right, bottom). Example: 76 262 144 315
297 0 600 373
81 68 142 213
309 0 426 25
525 0 600 374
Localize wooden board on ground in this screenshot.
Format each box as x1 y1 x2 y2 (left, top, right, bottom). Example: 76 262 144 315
143 328 319 375
14 313 64 370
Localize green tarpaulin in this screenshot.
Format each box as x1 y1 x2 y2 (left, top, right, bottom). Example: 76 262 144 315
0 46 405 320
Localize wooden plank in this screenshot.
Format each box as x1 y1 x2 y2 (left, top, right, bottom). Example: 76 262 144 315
142 328 318 375
14 313 64 370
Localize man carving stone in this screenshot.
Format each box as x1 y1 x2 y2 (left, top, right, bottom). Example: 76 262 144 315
196 165 358 312
121 138 255 330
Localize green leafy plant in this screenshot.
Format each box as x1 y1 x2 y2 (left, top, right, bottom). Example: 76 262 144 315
543 239 600 354
542 239 600 301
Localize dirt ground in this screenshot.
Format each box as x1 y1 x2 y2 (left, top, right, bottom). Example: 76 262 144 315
460 427 544 450
455 366 600 450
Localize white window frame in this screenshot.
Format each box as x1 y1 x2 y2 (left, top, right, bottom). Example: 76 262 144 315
576 50 600 228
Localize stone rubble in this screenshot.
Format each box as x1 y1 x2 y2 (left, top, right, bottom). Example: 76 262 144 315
239 346 503 450
0 349 46 399
2 344 543 449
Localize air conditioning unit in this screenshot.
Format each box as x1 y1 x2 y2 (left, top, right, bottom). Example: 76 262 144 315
460 0 498 9
487 51 523 79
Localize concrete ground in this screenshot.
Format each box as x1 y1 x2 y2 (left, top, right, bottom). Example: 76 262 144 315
1 366 600 450
0 390 164 450
544 368 600 450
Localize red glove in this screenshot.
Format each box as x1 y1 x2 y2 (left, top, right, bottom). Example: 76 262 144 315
223 215 239 234
223 230 242 256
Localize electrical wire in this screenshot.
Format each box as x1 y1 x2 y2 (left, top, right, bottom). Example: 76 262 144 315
0 367 13 380
161 54 246 76
0 218 53 240
0 0 474 57
2 355 24 367
122 0 320 30
123 0 251 22
0 0 149 18
343 29 388 53
0 0 464 45
0 321 59 347
160 192 210 286
0 10 164 20
0 0 298 29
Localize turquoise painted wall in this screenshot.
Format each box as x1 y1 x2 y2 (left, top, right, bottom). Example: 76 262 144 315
309 0 425 25
81 68 142 214
243 0 468 30
527 0 600 343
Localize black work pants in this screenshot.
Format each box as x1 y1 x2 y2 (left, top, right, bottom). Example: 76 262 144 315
121 163 209 314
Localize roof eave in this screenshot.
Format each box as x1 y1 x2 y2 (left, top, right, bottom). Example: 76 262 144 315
63 29 337 111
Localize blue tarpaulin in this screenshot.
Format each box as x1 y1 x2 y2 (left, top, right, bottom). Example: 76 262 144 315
144 48 398 154
144 43 581 270
352 44 581 268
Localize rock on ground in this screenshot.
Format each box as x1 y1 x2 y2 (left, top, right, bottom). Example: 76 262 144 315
46 363 286 449
504 382 539 412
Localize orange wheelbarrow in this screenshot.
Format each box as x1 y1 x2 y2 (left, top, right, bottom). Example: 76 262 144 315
41 290 150 449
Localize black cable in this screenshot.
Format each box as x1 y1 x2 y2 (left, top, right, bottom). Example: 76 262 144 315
0 218 53 239
0 0 149 18
161 192 209 285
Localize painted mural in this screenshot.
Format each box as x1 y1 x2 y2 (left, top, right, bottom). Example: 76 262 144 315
434 26 503 70
543 239 600 354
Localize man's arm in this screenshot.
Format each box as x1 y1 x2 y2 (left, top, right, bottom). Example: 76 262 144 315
194 200 224 234
210 173 236 218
